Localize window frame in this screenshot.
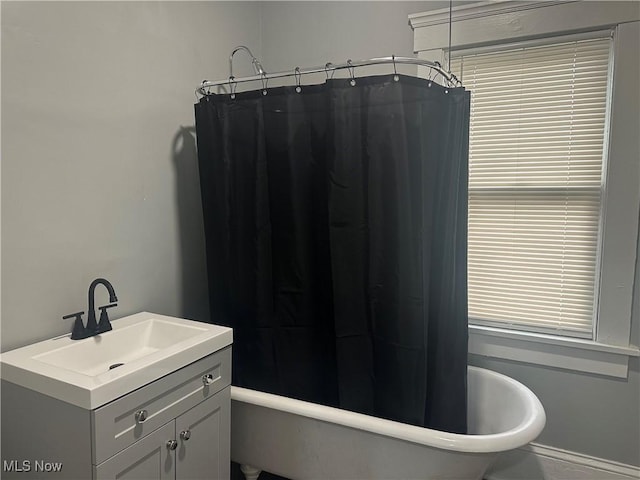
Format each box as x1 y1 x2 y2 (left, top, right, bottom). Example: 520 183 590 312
410 0 640 378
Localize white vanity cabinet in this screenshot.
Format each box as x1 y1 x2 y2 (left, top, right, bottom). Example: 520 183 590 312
1 346 231 480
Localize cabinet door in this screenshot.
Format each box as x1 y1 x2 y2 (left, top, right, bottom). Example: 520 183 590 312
176 386 230 480
94 422 175 480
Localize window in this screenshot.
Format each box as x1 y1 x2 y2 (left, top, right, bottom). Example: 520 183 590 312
451 35 612 339
411 1 640 377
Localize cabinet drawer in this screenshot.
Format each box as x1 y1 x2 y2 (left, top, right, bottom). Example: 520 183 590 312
92 347 231 464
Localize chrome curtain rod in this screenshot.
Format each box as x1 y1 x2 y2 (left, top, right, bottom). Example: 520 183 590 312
196 51 461 97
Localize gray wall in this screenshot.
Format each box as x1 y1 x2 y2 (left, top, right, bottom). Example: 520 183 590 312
1 1 262 351
261 1 451 72
2 0 638 469
0 1 448 351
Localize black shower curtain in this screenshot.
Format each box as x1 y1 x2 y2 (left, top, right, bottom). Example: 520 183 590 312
195 74 470 434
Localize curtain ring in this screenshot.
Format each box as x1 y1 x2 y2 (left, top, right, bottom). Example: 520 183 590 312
347 59 356 86
229 76 237 99
426 67 434 87
392 55 399 82
261 72 268 96
449 72 460 88
325 62 335 80
295 67 302 93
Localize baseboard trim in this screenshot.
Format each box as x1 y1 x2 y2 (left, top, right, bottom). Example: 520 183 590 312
486 442 640 480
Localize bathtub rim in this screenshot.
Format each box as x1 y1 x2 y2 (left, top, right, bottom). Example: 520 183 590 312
231 366 546 454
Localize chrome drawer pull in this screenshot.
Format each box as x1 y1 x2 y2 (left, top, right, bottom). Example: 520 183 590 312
202 373 216 386
180 430 191 441
134 409 148 423
166 440 178 450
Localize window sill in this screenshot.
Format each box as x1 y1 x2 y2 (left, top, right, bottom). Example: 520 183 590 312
469 324 640 378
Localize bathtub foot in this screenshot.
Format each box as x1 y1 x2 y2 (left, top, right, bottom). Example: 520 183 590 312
240 464 262 480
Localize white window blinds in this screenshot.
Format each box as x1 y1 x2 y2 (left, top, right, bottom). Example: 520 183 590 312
451 36 612 338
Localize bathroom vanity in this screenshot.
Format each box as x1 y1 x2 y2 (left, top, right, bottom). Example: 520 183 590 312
0 312 233 479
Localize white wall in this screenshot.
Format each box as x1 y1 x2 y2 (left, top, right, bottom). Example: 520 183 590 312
1 1 262 351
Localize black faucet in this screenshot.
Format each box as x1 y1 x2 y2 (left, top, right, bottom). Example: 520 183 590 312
64 278 118 340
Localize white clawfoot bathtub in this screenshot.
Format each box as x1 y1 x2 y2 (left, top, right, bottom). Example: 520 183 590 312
230 366 545 480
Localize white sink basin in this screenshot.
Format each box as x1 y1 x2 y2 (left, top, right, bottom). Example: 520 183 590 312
0 312 232 409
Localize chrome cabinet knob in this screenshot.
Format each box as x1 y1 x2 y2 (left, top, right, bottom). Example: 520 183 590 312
134 409 148 423
180 430 191 441
166 440 178 450
202 374 215 386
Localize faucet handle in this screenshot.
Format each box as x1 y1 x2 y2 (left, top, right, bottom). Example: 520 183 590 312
64 311 89 340
96 303 118 334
